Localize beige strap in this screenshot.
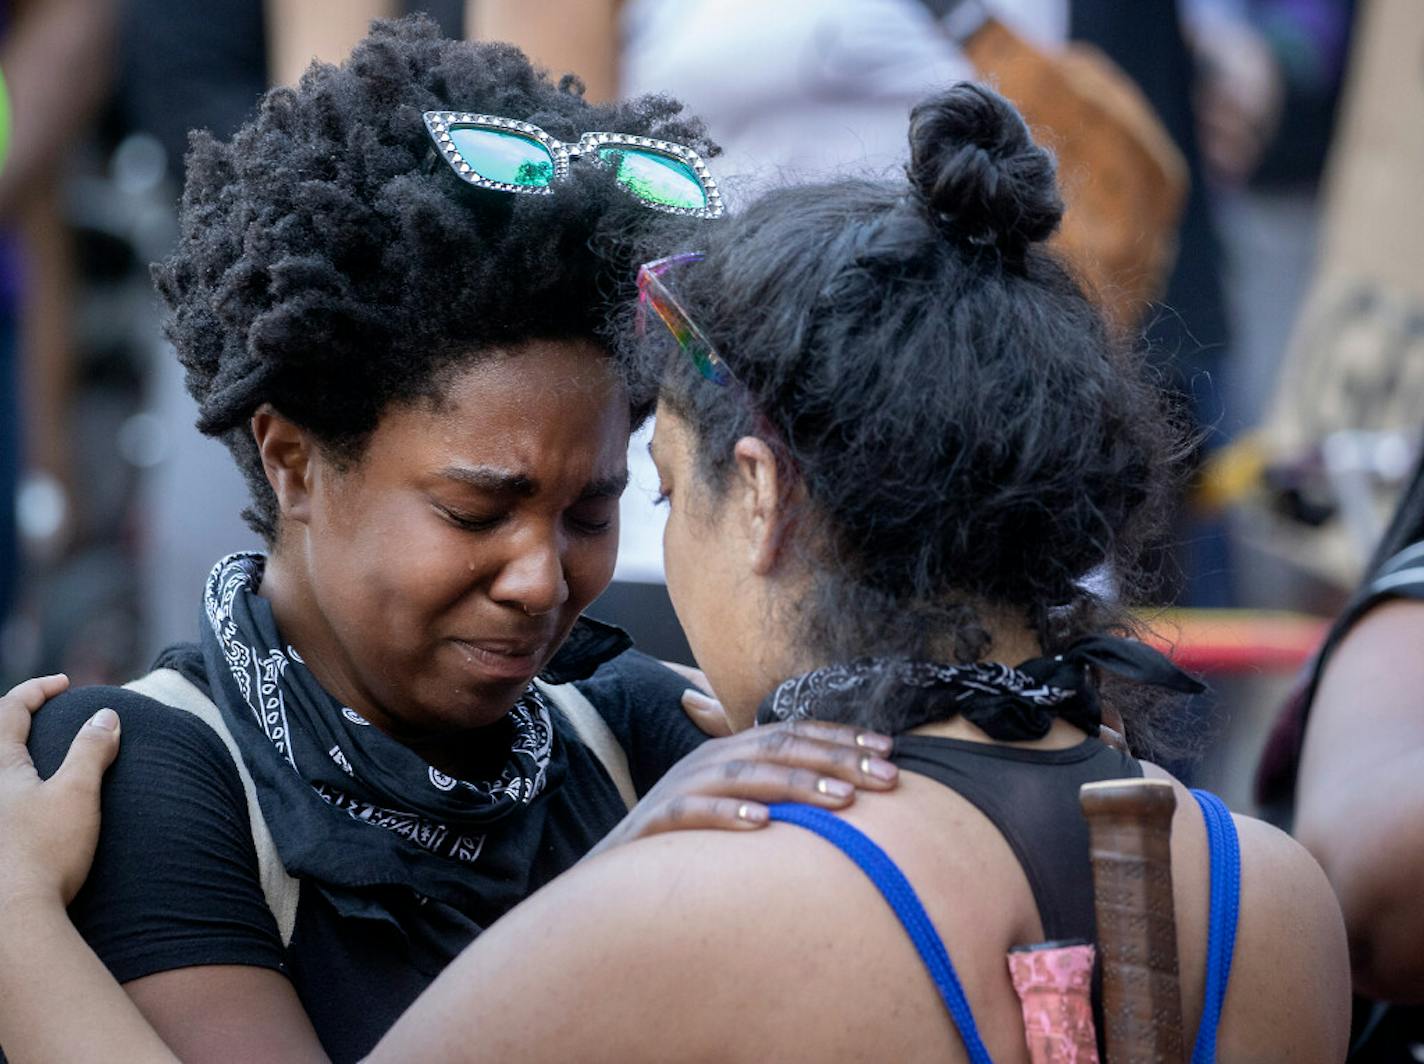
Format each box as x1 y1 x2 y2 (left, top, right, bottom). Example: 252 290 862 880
124 669 300 946
534 679 637 811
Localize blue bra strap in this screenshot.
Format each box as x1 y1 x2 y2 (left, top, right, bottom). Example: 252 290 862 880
767 803 994 1064
1189 789 1241 1064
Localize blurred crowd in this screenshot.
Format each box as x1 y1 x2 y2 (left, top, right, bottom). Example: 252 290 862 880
0 0 1408 806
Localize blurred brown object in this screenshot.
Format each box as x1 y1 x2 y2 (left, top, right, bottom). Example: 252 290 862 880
1264 0 1424 464
467 0 619 102
1187 11 1285 186
1 0 117 557
961 17 1189 332
1222 0 1424 591
265 0 393 87
1080 778 1186 1063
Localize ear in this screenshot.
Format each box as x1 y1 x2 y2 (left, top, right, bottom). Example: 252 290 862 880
251 405 316 527
731 436 796 575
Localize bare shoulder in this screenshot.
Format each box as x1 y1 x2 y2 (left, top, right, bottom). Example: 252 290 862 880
1143 764 1351 1061
1224 814 1351 1061
1230 811 1349 952
373 823 968 1063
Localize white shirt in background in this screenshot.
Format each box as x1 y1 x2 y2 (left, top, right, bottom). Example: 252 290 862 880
615 0 1067 584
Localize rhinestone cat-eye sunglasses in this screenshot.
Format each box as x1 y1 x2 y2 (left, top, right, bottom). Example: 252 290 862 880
423 111 724 219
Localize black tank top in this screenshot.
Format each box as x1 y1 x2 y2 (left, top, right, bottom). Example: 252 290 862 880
891 734 1143 944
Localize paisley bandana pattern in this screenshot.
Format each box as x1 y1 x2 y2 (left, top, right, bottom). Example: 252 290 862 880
186 553 633 967
767 659 1076 723
204 553 554 860
758 636 1204 741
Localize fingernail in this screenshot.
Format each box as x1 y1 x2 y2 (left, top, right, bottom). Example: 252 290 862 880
87 707 119 732
683 689 715 707
860 755 897 781
816 777 854 799
855 732 893 754
737 802 768 823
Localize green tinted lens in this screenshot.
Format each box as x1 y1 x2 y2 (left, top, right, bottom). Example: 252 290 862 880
450 127 555 187
598 147 707 210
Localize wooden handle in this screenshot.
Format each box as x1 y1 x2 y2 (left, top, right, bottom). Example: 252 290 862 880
1080 779 1185 1063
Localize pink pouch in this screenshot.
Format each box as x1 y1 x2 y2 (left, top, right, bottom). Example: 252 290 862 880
1007 941 1100 1064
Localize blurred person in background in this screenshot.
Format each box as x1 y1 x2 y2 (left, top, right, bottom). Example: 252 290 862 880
1188 0 1355 442
1265 450 1424 1058
0 0 115 673
1251 6 1424 1056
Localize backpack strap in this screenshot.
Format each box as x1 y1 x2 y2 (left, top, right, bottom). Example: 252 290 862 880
123 669 300 946
534 678 637 811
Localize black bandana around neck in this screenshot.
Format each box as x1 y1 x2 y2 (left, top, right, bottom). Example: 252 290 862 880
199 552 570 965
755 634 1205 740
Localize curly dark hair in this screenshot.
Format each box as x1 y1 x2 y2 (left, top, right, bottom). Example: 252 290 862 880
639 84 1190 747
156 15 712 540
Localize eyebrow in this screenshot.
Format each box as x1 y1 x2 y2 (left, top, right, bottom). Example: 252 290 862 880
436 465 629 500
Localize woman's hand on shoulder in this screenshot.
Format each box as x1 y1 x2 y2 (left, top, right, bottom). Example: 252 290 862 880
587 717 899 857
0 674 120 906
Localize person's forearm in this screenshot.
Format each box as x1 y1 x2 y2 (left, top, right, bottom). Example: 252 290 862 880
1297 750 1424 1002
0 896 178 1063
263 0 394 88
0 0 117 221
466 0 620 102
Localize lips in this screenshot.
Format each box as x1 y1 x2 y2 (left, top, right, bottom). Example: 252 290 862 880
450 637 549 683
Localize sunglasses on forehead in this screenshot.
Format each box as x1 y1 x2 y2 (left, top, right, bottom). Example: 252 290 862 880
423 111 724 218
637 252 734 386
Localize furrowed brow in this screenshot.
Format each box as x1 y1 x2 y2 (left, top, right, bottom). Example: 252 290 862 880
437 466 538 496
582 471 630 499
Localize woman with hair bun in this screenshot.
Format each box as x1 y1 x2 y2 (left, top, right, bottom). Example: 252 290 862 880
0 84 1349 1062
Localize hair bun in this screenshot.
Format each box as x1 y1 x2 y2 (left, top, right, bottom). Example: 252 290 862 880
907 83 1063 262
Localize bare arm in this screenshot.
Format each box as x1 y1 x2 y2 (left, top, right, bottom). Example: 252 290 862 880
1294 598 1424 1001
0 917 328 1064
365 831 808 1064
124 967 329 1064
264 0 394 87
0 679 332 1063
466 0 621 102
0 677 174 1064
0 0 116 222
0 899 179 1064
1217 814 1351 1061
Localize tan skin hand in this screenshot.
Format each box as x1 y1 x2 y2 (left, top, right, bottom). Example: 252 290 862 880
0 675 119 906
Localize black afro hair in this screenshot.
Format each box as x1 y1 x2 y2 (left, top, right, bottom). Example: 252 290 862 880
155 14 714 539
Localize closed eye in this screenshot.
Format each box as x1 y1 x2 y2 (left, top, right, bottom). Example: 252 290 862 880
567 516 614 535
566 497 618 536
435 504 503 533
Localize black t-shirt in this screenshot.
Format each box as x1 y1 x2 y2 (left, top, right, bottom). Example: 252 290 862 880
22 639 707 1063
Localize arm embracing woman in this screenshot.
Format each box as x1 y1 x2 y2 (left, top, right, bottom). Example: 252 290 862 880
0 670 896 1062
0 678 178 1064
